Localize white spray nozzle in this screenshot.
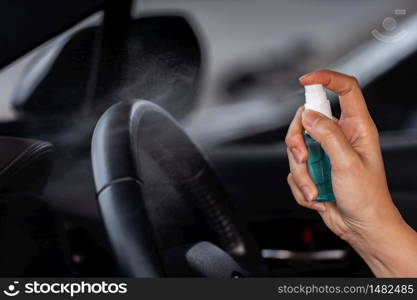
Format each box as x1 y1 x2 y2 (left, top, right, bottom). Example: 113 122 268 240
304 84 332 119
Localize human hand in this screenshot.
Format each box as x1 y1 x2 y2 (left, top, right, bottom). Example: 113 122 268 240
285 69 417 277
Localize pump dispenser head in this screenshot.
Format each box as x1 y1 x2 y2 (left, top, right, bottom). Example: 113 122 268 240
304 84 332 119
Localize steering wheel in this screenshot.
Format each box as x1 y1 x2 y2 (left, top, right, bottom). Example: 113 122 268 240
91 100 267 277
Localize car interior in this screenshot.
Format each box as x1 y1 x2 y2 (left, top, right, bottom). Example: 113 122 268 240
1 0 417 277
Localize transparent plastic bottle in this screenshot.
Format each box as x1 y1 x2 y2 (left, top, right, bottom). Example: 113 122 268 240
304 84 335 202
304 133 335 202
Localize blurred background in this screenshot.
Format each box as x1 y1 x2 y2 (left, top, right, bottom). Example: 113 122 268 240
1 0 417 277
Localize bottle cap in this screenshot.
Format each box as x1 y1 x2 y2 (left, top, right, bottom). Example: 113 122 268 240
304 84 332 119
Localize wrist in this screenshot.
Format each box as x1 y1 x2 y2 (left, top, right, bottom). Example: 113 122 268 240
345 207 417 277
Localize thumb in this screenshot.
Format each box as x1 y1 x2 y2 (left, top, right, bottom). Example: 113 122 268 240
302 110 359 171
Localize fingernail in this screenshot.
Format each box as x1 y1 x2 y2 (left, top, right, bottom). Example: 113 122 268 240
290 147 304 163
303 110 321 128
312 202 326 212
302 186 314 201
299 72 313 81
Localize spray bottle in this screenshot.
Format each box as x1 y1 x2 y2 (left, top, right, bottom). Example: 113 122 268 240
304 84 335 202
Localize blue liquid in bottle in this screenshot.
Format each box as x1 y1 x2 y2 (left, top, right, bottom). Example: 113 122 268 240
304 133 335 202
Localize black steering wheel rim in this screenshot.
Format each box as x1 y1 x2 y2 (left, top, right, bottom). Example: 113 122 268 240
92 99 266 277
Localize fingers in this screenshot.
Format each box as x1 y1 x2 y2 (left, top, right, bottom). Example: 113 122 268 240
299 69 380 165
302 109 360 171
286 107 322 210
285 106 307 163
299 69 369 119
287 148 317 200
287 173 325 212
